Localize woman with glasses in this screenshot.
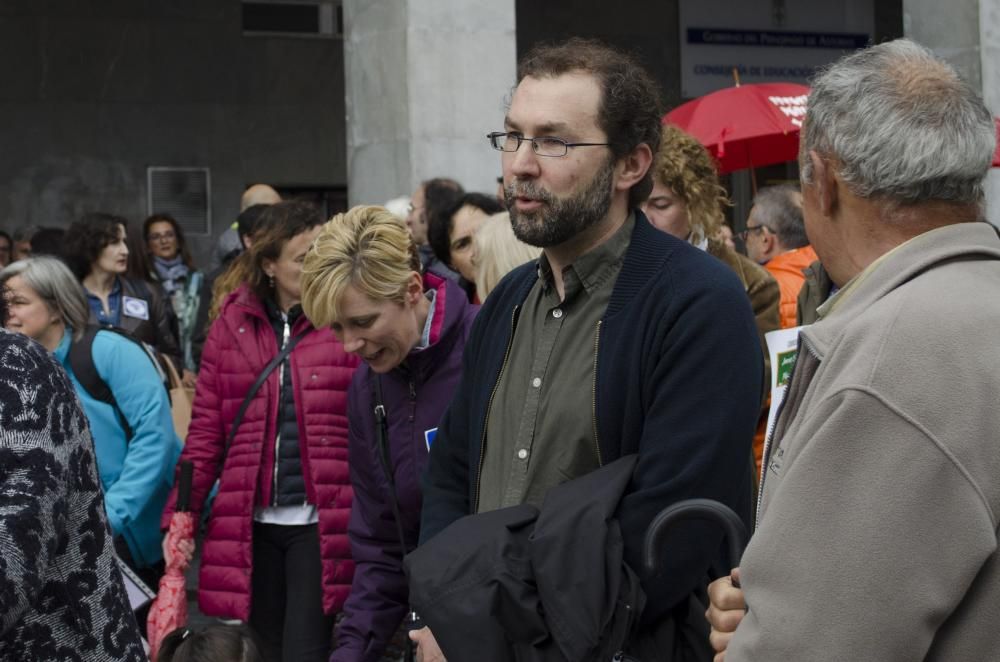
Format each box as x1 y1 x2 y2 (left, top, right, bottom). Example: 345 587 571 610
301 205 478 662
144 213 203 384
643 125 780 473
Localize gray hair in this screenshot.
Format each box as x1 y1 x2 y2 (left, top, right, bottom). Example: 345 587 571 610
801 39 994 206
752 184 808 249
0 256 90 340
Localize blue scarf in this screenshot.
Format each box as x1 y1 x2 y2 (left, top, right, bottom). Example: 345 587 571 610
152 255 189 296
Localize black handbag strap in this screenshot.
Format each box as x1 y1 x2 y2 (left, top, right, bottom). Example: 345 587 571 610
373 376 409 557
372 376 420 662
219 330 307 471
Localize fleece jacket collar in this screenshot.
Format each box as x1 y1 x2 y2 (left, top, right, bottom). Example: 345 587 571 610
803 221 1000 359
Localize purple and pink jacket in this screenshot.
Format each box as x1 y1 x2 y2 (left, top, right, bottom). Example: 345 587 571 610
161 284 359 620
331 274 477 662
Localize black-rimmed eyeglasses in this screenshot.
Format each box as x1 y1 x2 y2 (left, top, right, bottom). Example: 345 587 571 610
739 224 769 241
487 132 611 158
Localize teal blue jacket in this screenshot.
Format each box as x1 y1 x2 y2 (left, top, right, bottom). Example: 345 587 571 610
54 328 181 567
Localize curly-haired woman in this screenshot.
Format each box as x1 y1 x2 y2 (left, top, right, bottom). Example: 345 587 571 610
644 124 780 471
63 212 182 369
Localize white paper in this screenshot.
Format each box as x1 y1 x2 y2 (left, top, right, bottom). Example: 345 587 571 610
117 557 156 611
763 326 808 443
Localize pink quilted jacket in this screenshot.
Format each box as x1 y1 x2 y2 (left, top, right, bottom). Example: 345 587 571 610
162 285 359 619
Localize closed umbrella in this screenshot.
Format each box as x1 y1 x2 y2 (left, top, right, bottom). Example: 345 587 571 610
147 461 194 660
664 82 809 175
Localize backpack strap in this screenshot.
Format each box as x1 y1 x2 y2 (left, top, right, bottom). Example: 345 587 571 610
69 325 135 442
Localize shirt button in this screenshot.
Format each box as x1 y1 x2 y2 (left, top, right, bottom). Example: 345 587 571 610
552 309 563 319
517 449 528 460
531 377 542 388
238 327 245 333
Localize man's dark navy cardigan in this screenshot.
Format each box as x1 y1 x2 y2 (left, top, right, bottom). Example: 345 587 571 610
420 212 764 621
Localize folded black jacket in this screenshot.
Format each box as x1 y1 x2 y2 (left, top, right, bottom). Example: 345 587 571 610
406 456 643 662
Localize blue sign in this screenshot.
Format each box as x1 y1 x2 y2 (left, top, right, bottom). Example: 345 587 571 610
688 28 869 50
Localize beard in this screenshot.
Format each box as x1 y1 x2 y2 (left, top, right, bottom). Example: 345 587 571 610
504 158 615 248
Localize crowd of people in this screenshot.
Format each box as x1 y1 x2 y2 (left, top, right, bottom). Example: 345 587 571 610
0 34 998 662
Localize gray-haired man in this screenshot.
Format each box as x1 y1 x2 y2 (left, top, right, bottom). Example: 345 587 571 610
709 39 1000 661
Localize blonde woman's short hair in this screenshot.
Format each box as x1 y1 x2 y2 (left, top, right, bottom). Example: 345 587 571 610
301 205 421 328
474 212 542 299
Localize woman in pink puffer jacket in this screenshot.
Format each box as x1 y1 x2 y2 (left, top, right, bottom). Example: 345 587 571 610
162 201 359 662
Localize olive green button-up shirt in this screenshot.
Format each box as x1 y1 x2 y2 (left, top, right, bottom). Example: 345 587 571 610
476 213 634 512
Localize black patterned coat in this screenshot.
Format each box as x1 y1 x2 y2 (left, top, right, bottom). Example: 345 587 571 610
0 330 145 661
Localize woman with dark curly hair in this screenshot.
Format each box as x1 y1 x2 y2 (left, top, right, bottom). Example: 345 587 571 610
63 212 182 368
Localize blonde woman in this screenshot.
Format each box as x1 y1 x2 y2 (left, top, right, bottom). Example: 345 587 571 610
473 211 542 300
301 205 478 662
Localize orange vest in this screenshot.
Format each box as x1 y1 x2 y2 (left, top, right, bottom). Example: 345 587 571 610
765 245 819 329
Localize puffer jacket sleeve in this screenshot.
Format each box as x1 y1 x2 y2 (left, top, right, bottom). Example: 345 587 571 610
96 332 180 537
331 375 410 662
161 316 228 527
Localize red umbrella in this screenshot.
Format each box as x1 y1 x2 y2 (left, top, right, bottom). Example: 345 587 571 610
147 462 195 660
664 82 809 175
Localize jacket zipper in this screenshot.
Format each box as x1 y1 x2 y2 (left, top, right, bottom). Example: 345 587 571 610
591 320 603 466
473 305 519 513
272 316 290 507
755 333 819 527
408 380 416 422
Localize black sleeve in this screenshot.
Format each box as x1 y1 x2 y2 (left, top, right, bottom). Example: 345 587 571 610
190 270 217 370
146 280 183 369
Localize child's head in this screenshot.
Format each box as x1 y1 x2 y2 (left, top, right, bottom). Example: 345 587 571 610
157 624 264 662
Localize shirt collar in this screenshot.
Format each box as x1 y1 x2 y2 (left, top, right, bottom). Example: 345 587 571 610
86 277 122 301
537 212 635 301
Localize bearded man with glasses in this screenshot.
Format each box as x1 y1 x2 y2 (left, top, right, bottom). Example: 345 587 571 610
414 38 764 661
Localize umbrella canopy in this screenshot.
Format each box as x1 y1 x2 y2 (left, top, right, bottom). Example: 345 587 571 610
665 82 809 174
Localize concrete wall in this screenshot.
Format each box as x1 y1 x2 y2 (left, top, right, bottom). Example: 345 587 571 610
0 1 346 266
343 0 516 206
981 0 1000 224
904 0 1000 224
